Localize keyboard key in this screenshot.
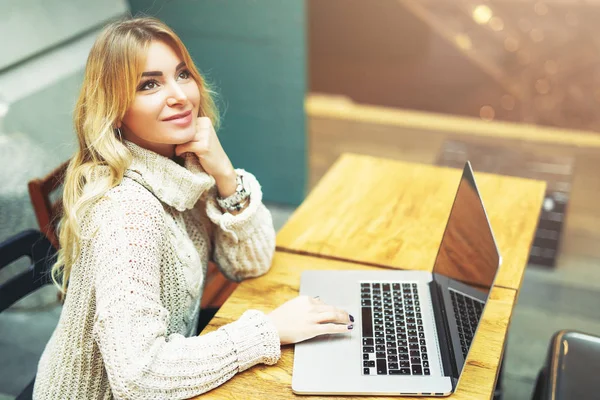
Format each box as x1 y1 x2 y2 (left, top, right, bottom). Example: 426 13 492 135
376 344 385 352
363 354 369 360
363 346 374 353
410 357 421 364
387 355 398 362
364 360 375 367
364 368 370 374
410 350 420 357
424 368 430 375
361 299 371 307
390 368 411 375
376 338 384 345
400 360 410 368
377 359 387 375
363 338 374 346
376 352 386 359
422 353 428 360
388 362 399 369
412 365 423 375
423 361 429 367
361 307 373 337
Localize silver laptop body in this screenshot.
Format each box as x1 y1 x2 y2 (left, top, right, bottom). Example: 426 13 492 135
292 162 502 396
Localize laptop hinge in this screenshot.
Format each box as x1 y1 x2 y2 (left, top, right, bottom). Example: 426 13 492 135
428 279 459 388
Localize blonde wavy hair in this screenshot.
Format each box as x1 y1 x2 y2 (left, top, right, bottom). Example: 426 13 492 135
52 16 219 293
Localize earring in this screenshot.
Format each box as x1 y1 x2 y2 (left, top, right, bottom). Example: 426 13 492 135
114 127 122 140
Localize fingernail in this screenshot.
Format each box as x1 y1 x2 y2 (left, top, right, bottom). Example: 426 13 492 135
349 314 355 322
348 324 354 330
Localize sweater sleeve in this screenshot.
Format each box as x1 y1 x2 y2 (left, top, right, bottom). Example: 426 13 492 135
204 169 276 282
91 193 280 400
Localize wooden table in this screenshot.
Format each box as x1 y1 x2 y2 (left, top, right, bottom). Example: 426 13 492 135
196 155 546 399
277 154 546 292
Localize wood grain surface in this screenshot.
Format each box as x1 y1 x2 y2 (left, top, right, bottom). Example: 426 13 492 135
276 154 546 291
194 252 517 400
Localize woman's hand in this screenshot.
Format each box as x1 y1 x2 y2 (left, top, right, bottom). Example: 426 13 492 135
267 296 354 345
175 117 237 197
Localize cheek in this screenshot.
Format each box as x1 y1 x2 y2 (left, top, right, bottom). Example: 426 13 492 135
187 82 201 109
123 98 162 129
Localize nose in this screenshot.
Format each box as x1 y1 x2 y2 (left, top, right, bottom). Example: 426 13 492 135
166 80 188 106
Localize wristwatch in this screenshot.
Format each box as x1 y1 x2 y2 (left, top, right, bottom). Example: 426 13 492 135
216 173 251 212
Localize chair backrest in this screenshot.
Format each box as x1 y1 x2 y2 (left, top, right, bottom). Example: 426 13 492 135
27 161 69 249
0 230 57 312
27 161 236 309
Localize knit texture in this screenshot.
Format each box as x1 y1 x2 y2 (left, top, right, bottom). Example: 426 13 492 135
33 141 280 399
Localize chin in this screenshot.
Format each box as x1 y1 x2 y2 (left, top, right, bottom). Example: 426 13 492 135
165 128 197 144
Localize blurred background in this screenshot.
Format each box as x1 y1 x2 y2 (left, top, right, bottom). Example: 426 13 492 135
2 0 600 399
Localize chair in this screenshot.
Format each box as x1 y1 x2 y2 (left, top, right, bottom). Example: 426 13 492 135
532 330 600 400
27 161 69 249
27 162 237 310
0 229 57 400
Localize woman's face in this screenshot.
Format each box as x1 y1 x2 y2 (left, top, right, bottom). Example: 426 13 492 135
120 40 200 158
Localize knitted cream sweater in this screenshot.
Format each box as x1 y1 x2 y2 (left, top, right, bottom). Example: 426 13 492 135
33 141 280 399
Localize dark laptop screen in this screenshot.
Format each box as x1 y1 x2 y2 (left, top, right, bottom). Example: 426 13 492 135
431 162 501 297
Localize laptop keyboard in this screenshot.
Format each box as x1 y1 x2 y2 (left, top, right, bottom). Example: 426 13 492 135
361 282 431 376
449 289 484 358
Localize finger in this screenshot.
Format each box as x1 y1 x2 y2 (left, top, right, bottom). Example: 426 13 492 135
316 323 353 335
174 142 196 157
175 142 206 157
315 310 351 324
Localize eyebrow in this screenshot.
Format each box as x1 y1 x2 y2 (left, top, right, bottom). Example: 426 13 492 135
141 61 187 77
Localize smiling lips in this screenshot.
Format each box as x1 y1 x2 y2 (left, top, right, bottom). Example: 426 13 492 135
163 110 192 126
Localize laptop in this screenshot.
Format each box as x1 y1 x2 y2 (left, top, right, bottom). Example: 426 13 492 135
292 161 502 396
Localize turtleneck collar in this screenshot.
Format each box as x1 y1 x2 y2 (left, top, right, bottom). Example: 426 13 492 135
124 140 215 212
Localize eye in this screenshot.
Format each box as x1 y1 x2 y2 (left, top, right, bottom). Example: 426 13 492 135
177 69 191 80
139 79 159 91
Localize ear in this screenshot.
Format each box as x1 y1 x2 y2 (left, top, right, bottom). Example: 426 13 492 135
116 121 122 128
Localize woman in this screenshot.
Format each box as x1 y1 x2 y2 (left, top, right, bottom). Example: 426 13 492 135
33 17 352 399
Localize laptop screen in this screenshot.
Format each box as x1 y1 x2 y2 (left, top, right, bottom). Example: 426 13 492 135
431 162 501 300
